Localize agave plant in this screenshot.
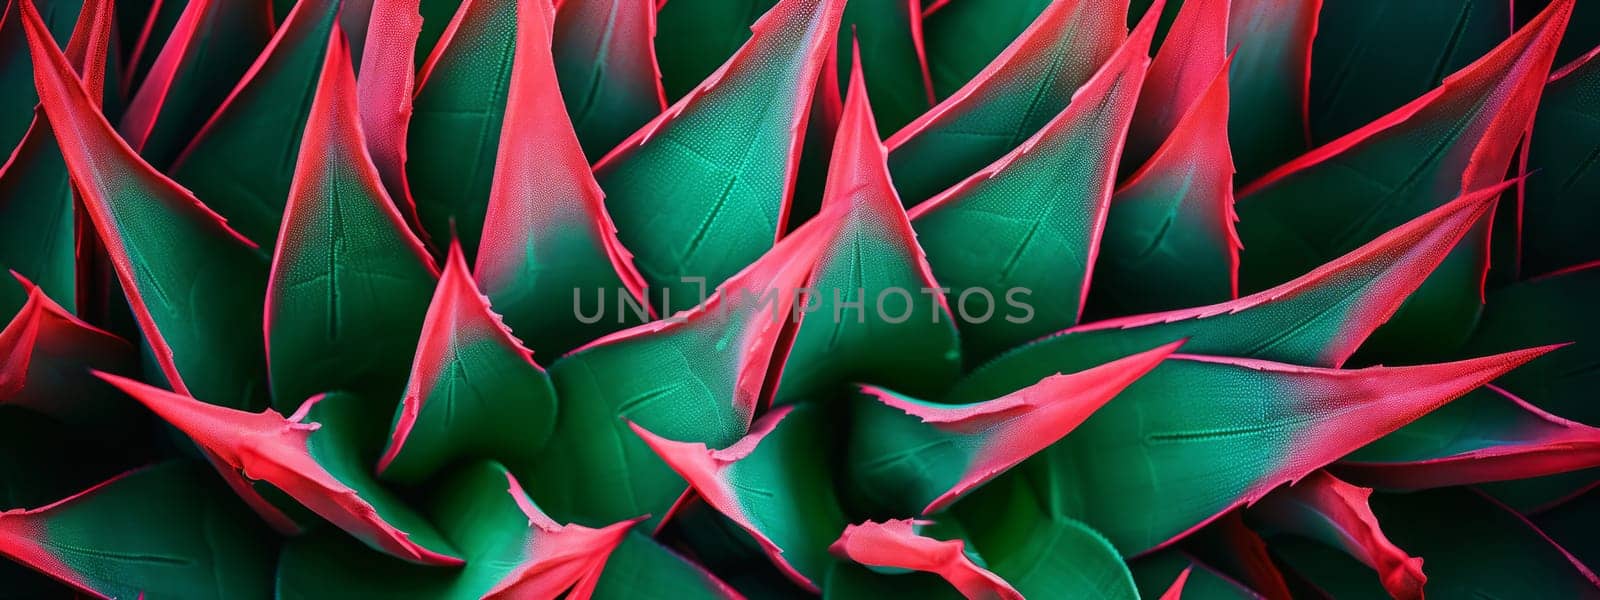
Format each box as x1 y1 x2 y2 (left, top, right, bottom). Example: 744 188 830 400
1 0 1598 596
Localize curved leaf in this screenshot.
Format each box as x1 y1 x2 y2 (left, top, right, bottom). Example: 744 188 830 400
378 242 557 484
408 0 520 259
774 51 959 403
594 0 846 306
653 0 777 100
950 184 1504 404
0 279 134 431
1089 60 1238 317
552 0 667 159
1336 385 1600 489
1458 262 1600 425
1130 551 1264 600
952 476 1141 600
830 519 1022 600
835 0 932 134
1024 347 1554 555
592 531 745 600
1123 0 1228 173
632 405 845 591
1519 47 1600 277
1225 0 1316 181
356 0 428 241
1247 471 1424 599
472 0 651 357
1534 486 1600 573
886 0 1128 206
0 462 275 600
99 375 465 566
847 341 1178 515
907 7 1156 361
920 0 1050 99
1237 0 1572 361
265 27 439 413
0 0 81 151
166 0 340 246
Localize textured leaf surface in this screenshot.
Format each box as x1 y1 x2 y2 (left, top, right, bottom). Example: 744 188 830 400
1519 47 1600 277
1020 348 1553 555
595 0 845 306
117 0 273 166
0 462 276 600
101 376 465 566
552 0 667 159
951 185 1503 404
526 214 828 528
774 54 958 403
830 519 1021 600
1122 0 1228 173
952 476 1140 600
265 28 438 413
1237 0 1571 360
356 0 427 240
0 280 134 431
408 0 520 259
1225 0 1316 180
908 8 1155 361
848 341 1177 515
25 0 269 409
1309 0 1510 143
886 0 1128 206
379 243 557 484
1337 384 1600 490
1247 471 1424 599
472 0 651 357
633 405 845 591
166 0 340 246
1090 60 1237 317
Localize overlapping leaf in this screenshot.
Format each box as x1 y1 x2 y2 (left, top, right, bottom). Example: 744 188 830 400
0 279 134 431
551 0 667 159
835 0 932 134
1225 0 1316 180
829 519 1022 600
1122 0 1228 173
1519 47 1600 277
920 0 1050 99
1247 471 1425 599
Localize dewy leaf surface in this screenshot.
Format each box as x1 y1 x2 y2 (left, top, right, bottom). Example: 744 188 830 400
632 405 846 591
379 242 558 484
23 0 269 409
408 0 520 259
166 0 340 246
0 462 276 600
552 0 667 159
100 376 466 566
1337 384 1600 490
265 26 439 413
886 0 1128 206
1090 59 1238 317
1237 0 1572 360
774 50 959 403
594 0 846 307
829 519 1022 600
1519 47 1600 277
473 0 652 358
1246 471 1425 600
950 163 1509 405
847 341 1177 516
908 6 1157 362
1225 0 1316 181
1022 347 1554 555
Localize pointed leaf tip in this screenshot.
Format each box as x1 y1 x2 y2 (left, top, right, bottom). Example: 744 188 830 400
1250 471 1426 599
829 519 1023 600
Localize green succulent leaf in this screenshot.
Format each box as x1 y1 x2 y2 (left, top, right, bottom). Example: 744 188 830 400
1518 47 1600 277
0 0 112 316
407 0 520 259
0 461 277 600
1246 471 1425 599
847 341 1177 516
101 375 466 566
951 185 1504 404
920 0 1050 99
887 0 1129 206
953 476 1140 600
829 518 1022 599
633 404 847 591
909 9 1155 361
378 242 557 484
1129 551 1264 600
265 28 438 413
0 0 81 151
822 562 966 600
166 0 339 246
1309 0 1511 143
472 0 652 357
1237 0 1572 361
835 0 931 135
552 0 667 159
24 0 269 409
591 531 744 599
653 0 776 100
355 0 428 239
1458 263 1600 429
0 281 136 432
1224 0 1316 181
1018 347 1554 555
1336 385 1600 490
117 0 274 167
774 54 959 403
595 0 846 306
1535 486 1600 573
1122 0 1228 173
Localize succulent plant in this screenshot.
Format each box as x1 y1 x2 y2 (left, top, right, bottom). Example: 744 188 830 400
0 0 1598 596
